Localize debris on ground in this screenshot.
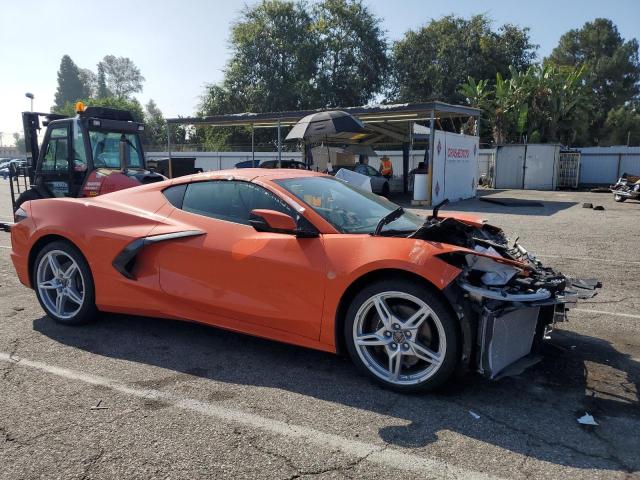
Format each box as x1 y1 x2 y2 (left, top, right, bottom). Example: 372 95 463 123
577 412 598 426
469 410 481 420
582 203 593 208
90 400 109 411
593 205 605 211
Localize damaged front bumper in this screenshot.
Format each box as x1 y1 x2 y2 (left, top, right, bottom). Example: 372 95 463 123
464 282 580 379
420 217 600 380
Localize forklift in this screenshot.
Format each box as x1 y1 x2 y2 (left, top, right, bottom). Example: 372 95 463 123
8 102 164 216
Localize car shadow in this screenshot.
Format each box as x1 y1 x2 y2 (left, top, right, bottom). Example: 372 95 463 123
33 314 639 472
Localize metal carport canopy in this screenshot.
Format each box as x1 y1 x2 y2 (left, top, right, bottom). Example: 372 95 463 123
165 101 480 193
166 101 480 131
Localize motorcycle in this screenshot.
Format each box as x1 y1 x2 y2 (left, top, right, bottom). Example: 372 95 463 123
611 173 640 202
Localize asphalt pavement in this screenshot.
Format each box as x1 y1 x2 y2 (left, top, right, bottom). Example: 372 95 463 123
1 181 639 479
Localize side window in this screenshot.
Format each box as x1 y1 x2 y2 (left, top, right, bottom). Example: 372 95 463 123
182 181 293 225
366 166 378 176
41 126 70 172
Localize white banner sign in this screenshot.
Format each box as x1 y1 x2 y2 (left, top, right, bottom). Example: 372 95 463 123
431 131 479 204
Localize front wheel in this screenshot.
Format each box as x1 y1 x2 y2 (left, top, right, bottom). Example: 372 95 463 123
613 193 626 202
33 241 98 325
344 279 459 393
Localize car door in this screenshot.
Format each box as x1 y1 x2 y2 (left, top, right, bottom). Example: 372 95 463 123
365 165 385 193
157 180 328 340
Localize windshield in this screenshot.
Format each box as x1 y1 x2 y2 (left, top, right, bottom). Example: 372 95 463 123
275 176 423 234
89 130 143 169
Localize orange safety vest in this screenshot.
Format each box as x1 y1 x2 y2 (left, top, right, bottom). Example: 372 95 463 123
380 158 393 176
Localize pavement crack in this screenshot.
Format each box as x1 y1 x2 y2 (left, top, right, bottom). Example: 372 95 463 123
285 444 384 479
80 447 105 480
464 404 633 471
1 338 20 381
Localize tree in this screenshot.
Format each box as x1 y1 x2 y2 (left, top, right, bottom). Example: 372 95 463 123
98 55 145 98
460 64 591 145
53 55 90 111
79 68 97 98
548 18 640 143
391 14 537 104
144 99 167 147
96 62 110 98
312 0 388 107
222 0 319 113
601 105 640 146
56 96 144 123
12 133 26 154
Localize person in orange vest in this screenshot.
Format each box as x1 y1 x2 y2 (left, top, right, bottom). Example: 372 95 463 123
379 155 393 179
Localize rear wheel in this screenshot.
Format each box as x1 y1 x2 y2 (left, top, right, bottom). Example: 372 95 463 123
34 241 98 325
344 279 459 392
613 193 626 202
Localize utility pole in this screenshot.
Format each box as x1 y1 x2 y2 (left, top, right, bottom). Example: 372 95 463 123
25 92 34 112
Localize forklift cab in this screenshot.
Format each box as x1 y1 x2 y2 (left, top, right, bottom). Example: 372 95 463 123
32 106 148 198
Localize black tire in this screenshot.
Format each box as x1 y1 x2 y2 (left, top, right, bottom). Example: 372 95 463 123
33 241 98 325
613 193 626 202
15 188 43 210
344 279 459 393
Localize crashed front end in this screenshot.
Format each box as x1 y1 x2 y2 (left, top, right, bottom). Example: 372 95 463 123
412 215 600 379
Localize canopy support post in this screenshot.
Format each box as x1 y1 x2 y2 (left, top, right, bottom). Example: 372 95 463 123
428 109 436 205
277 118 282 167
166 122 172 179
251 124 255 166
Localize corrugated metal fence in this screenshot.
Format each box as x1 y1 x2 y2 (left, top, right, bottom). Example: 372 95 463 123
577 146 640 186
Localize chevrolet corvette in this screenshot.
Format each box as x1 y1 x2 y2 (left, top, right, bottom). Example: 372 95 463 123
9 169 598 392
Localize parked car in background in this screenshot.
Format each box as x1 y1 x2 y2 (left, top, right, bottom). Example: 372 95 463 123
259 159 309 170
1 159 27 179
333 164 390 196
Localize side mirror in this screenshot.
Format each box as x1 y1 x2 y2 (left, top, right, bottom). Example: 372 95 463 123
119 134 130 171
250 209 297 234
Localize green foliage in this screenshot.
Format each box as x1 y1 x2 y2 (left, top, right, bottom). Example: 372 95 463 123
548 18 640 143
144 99 166 147
312 0 388 107
98 55 145 99
601 105 640 146
53 55 91 111
391 14 537 104
199 0 388 149
56 97 145 123
461 64 592 145
96 63 110 99
12 133 26 154
223 0 319 113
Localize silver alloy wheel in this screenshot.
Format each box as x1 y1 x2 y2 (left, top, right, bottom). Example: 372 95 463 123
36 250 85 320
353 291 446 386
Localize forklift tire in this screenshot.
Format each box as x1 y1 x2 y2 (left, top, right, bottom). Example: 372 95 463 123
15 188 43 211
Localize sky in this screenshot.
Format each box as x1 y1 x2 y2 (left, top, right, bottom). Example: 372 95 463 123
1 0 639 146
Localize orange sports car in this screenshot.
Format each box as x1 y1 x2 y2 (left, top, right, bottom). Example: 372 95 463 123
9 169 598 391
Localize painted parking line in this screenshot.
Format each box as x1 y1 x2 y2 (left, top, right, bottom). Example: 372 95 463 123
537 254 640 267
0 352 498 480
0 245 11 249
574 308 640 320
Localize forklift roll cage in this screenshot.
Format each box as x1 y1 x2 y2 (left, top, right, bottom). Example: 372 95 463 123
15 107 146 210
